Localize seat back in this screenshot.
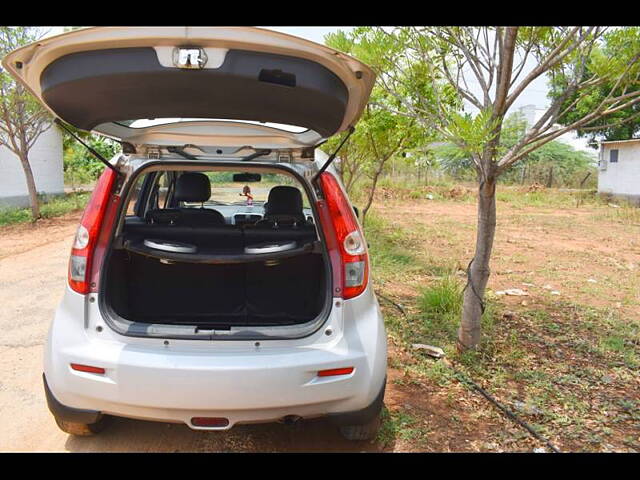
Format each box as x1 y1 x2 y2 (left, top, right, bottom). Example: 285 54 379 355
147 172 225 226
255 186 306 228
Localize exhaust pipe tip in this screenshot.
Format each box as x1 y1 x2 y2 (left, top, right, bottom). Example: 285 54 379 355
280 415 302 425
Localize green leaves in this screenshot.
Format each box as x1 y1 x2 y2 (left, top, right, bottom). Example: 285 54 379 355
442 109 499 157
555 27 640 143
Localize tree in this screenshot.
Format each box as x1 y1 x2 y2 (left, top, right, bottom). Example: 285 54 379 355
323 31 431 224
321 87 418 224
64 131 120 191
557 27 640 144
434 112 597 187
335 27 640 351
0 27 53 220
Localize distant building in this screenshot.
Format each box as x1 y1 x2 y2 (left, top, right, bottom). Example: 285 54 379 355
0 125 64 208
516 104 593 153
598 139 640 204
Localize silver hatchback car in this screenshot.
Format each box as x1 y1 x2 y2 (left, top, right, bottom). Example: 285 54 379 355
3 26 388 440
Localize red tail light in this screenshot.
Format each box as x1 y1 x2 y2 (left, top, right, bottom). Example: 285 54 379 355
68 168 119 294
316 172 369 299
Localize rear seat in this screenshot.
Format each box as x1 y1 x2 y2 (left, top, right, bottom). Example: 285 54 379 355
124 222 317 252
126 184 317 253
124 224 243 251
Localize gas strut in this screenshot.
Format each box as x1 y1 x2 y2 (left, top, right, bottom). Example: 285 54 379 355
312 126 355 182
54 118 119 174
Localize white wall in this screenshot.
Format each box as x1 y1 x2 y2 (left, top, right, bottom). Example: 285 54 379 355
598 141 640 199
0 125 64 208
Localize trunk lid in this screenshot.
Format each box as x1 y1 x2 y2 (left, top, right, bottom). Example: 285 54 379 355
2 27 375 148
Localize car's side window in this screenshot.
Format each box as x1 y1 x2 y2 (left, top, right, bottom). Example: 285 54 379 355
154 172 172 209
147 171 176 211
125 174 146 216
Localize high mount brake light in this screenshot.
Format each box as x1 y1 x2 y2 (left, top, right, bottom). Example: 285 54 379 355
316 172 369 300
68 168 119 294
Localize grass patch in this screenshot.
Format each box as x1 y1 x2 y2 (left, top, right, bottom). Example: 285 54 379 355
496 187 600 209
595 203 640 225
0 192 90 227
377 408 425 446
365 211 422 275
416 276 497 355
0 207 32 225
365 183 640 451
419 275 462 318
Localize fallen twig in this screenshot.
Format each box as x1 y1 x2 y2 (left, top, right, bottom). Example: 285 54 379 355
376 291 407 317
443 359 561 453
389 301 561 452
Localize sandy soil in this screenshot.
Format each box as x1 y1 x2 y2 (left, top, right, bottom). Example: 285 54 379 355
375 199 640 319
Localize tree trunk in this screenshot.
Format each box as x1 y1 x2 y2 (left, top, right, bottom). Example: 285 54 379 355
18 152 41 220
546 166 554 188
458 177 497 351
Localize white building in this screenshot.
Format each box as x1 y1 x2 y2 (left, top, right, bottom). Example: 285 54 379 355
0 125 64 208
598 139 640 204
517 104 593 153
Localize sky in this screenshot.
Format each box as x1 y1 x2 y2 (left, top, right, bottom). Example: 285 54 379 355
40 26 592 152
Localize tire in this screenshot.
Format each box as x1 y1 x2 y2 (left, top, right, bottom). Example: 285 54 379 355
338 410 382 441
54 414 111 436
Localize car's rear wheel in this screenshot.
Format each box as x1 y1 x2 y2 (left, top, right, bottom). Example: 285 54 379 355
54 414 111 436
338 410 382 441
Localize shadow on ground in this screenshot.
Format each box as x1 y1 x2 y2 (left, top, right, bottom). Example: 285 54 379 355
64 416 383 453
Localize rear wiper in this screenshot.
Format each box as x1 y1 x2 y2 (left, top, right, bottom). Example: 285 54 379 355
242 149 271 161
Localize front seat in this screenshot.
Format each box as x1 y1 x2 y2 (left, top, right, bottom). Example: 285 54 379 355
147 172 225 226
254 186 307 228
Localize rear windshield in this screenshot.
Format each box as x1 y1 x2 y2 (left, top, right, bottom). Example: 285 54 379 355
124 168 312 219
198 172 310 207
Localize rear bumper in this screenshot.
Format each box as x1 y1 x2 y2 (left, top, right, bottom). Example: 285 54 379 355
44 285 387 430
43 372 386 428
43 374 101 424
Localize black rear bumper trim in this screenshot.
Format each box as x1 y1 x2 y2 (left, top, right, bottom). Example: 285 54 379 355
327 377 386 426
43 374 102 424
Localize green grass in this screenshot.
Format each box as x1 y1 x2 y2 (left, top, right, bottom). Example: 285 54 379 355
365 211 422 274
377 408 426 446
0 192 90 227
496 188 601 209
595 203 640 225
364 186 640 451
0 207 32 225
419 275 463 318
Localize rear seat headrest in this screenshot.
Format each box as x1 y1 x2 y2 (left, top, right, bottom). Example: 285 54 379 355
264 186 303 217
175 172 211 203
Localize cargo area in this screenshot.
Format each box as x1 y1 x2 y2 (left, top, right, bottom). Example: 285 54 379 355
101 166 330 331
104 248 327 328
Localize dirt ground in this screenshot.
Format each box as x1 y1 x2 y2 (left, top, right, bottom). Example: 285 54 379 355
1 195 638 452
0 208 546 452
371 195 640 452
